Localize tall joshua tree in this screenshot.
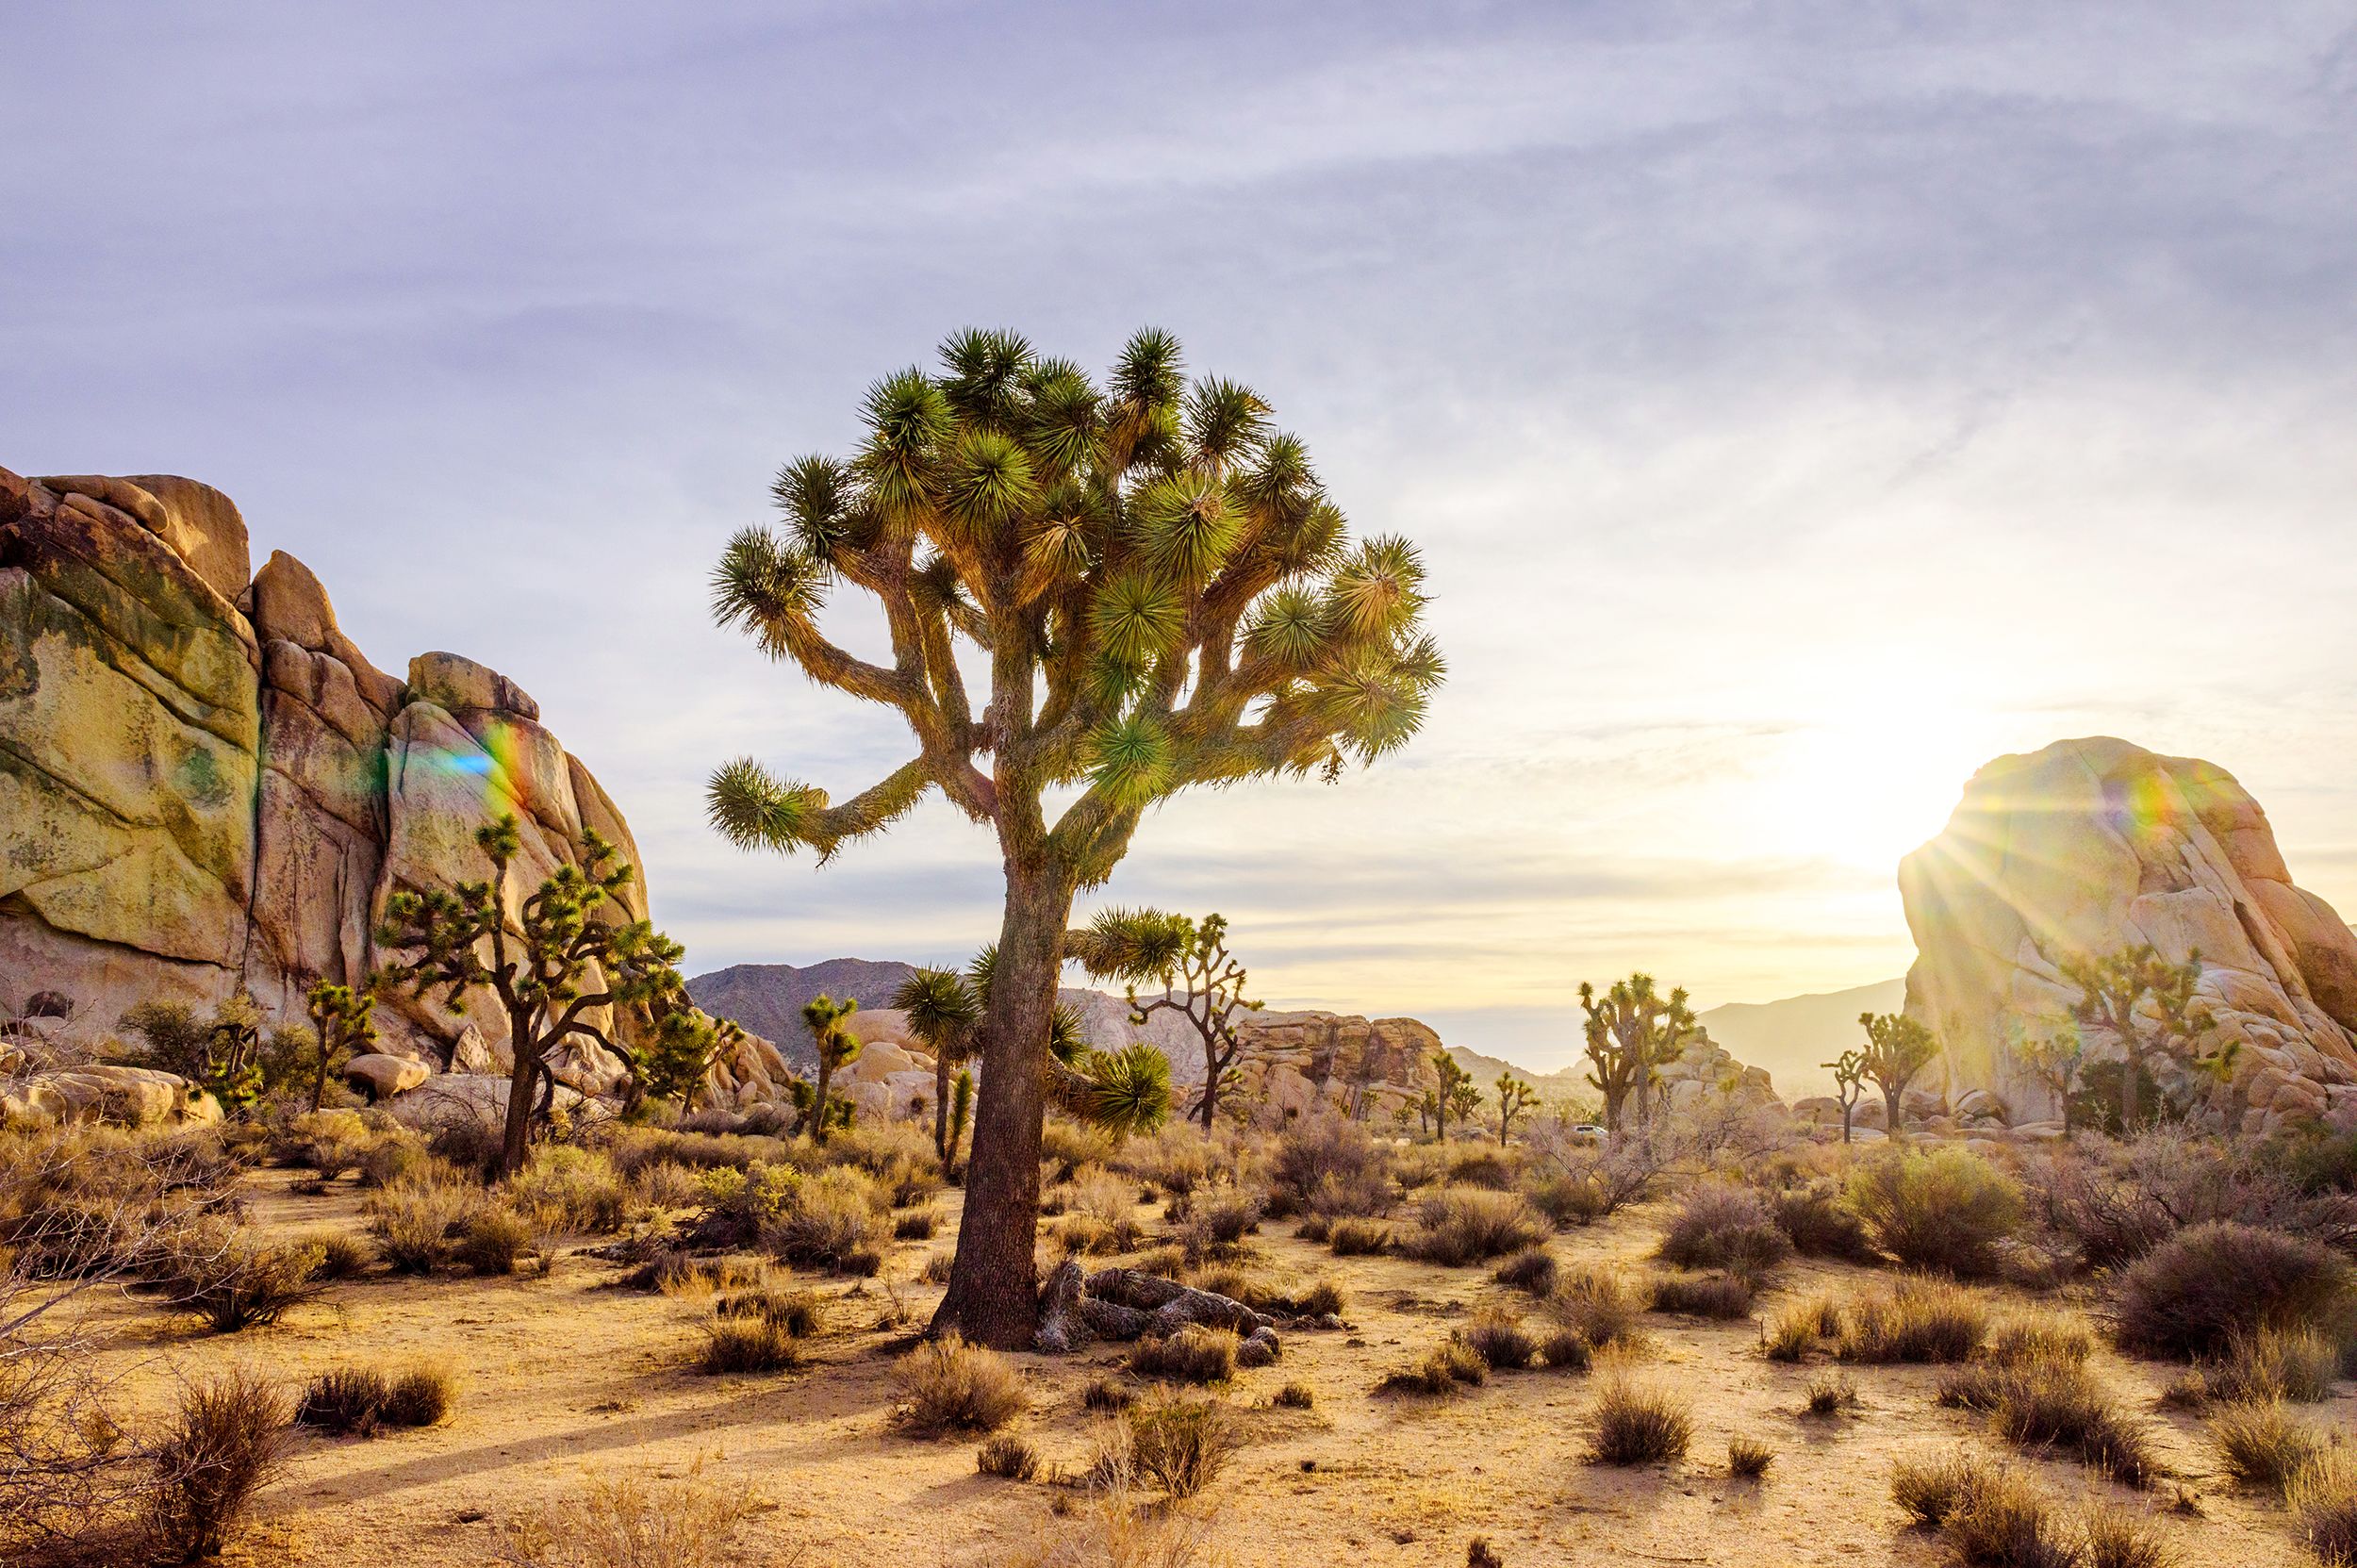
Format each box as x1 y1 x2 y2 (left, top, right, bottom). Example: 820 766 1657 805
1070 908 1263 1130
1857 1012 1938 1144
1823 1047 1866 1144
378 815 689 1178
1428 1049 1475 1141
800 995 863 1146
1493 1073 1537 1146
303 977 378 1113
2054 945 2219 1131
706 328 1440 1345
893 966 983 1160
1578 975 1695 1136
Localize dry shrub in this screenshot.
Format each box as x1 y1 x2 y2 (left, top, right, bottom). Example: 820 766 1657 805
1462 1309 1541 1370
382 1365 455 1428
699 1314 803 1374
2081 1507 2176 1568
1891 1449 2073 1568
1763 1300 1830 1362
1107 1396 1238 1500
296 1364 453 1436
2188 1327 2343 1405
1586 1366 1691 1465
977 1494 1225 1568
1326 1217 1391 1257
1174 1192 1262 1261
1519 1138 1660 1227
1656 1184 1792 1277
1130 1326 1238 1385
493 1461 757 1567
1549 1263 1641 1350
1083 1377 1135 1411
1041 1119 1119 1181
1120 1121 1216 1198
142 1370 291 1562
1937 1351 2160 1486
1768 1180 1877 1262
1838 1279 1988 1363
2112 1221 2350 1361
895 1334 1029 1434
921 1250 955 1285
630 1159 702 1211
1403 1186 1547 1266
2019 1126 2346 1272
455 1203 544 1276
1846 1147 2024 1279
1540 1324 1594 1372
505 1147 628 1233
1271 1114 1394 1217
2207 1399 2325 1494
602 1126 794 1177
1892 1449 1982 1527
718 1287 823 1337
2289 1449 2357 1568
1379 1339 1488 1395
157 1224 327 1331
1647 1271 1755 1319
764 1165 892 1273
1804 1369 1857 1415
1444 1147 1521 1190
978 1432 1039 1480
1728 1435 1775 1479
1272 1381 1314 1410
1986 1312 2094 1368
895 1207 940 1241
1492 1246 1557 1296
368 1171 481 1274
301 1228 373 1280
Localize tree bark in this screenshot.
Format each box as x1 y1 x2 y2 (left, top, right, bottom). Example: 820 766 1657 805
814 1053 835 1146
497 1015 536 1180
931 859 1068 1348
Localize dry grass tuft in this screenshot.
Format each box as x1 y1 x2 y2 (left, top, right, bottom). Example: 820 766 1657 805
1492 1246 1557 1296
2207 1399 2326 1494
2081 1506 2178 1568
1402 1187 1547 1266
1129 1326 1239 1385
1462 1309 1541 1371
1804 1369 1858 1416
1097 1396 1240 1500
2288 1449 2357 1568
699 1313 803 1375
895 1334 1029 1434
2113 1221 2350 1361
1379 1338 1489 1395
1326 1217 1393 1257
1727 1435 1775 1479
1647 1271 1755 1319
1937 1351 2161 1486
1272 1381 1314 1410
1585 1366 1691 1465
492 1461 758 1567
978 1432 1040 1480
1656 1184 1792 1277
1838 1279 1988 1364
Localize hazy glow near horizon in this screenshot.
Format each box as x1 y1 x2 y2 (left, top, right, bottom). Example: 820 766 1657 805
7 5 2354 1073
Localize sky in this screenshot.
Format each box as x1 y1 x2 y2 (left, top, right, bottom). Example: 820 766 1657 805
7 3 2356 1071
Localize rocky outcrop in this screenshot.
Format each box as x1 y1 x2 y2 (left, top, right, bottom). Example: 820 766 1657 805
1900 737 2357 1135
0 467 656 1081
1224 1010 1442 1126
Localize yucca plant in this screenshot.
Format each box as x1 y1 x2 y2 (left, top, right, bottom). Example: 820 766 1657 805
797 994 864 1146
1068 908 1263 1130
891 967 981 1161
708 327 1441 1345
1578 975 1695 1135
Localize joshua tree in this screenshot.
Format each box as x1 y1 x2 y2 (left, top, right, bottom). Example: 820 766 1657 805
2053 945 2218 1131
1578 975 1696 1136
948 1067 975 1158
303 978 378 1112
1428 1049 1476 1141
2013 1022 2088 1132
1069 907 1264 1130
1447 1073 1485 1132
1822 1048 1866 1144
799 995 864 1146
1857 1012 1938 1143
893 966 984 1160
618 1010 737 1118
705 328 1440 1345
377 814 690 1179
1493 1073 1537 1146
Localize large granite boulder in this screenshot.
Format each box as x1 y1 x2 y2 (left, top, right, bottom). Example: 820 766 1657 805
1900 737 2357 1135
0 467 658 1092
1224 1010 1442 1125
1 1064 220 1127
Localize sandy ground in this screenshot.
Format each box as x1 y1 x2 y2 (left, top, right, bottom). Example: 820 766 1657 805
74 1168 2339 1568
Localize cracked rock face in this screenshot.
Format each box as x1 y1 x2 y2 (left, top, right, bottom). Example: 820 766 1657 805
1900 736 2357 1135
0 466 651 1083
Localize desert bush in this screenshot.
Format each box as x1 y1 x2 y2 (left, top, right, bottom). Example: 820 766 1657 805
2207 1399 2325 1494
492 1461 756 1568
1647 1271 1755 1319
1327 1217 1391 1256
1767 1180 1877 1263
1173 1191 1262 1260
920 1250 955 1285
700 1313 803 1374
1492 1246 1557 1296
1518 1134 1662 1226
718 1287 822 1337
156 1224 328 1331
1656 1184 1792 1277
381 1365 455 1428
2112 1221 2350 1361
763 1164 891 1273
1540 1324 1594 1371
1379 1339 1489 1395
352 1130 433 1189
1083 1376 1135 1411
299 1228 373 1280
1846 1147 2023 1279
1986 1312 2094 1368
2020 1127 2351 1272
603 1126 794 1177
1040 1119 1119 1181
895 1207 940 1241
1130 1325 1238 1385
2079 1508 2174 1568
1271 1114 1395 1217
629 1159 702 1211
1273 1380 1314 1410
978 1431 1039 1480
1118 1121 1216 1198
2171 1326 2344 1406
296 1364 453 1435
1892 1449 2078 1568
1891 1448 1983 1527
1728 1435 1774 1478
619 1248 768 1295
142 1369 291 1561
1937 1352 2160 1485
1445 1147 1521 1190
368 1171 482 1273
1586 1368 1691 1465
2288 1449 2357 1568
1110 1395 1237 1499
1403 1186 1547 1266
1463 1309 1541 1370
1763 1298 1838 1362
503 1147 628 1233
895 1334 1029 1434
1294 1275 1345 1318
1549 1263 1641 1351
455 1203 545 1276
1804 1369 1857 1415
1838 1279 1989 1363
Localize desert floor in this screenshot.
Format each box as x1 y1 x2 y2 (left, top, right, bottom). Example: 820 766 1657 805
79 1167 2341 1568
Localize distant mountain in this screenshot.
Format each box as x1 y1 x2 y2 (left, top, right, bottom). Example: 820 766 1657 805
1445 1046 1590 1101
1697 979 1905 1095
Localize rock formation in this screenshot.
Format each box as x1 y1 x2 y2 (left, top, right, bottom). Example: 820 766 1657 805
1222 1010 1443 1125
1900 737 2357 1135
0 467 657 1081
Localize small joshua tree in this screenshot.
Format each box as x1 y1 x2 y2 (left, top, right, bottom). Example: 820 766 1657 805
1494 1073 1537 1146
893 966 983 1160
1429 1049 1476 1142
1069 908 1264 1130
2012 1021 2088 1132
1578 975 1696 1136
303 978 378 1113
800 994 864 1146
376 814 690 1179
948 1067 975 1159
2053 945 2221 1131
1857 1012 1938 1143
618 1010 737 1118
1822 1048 1866 1144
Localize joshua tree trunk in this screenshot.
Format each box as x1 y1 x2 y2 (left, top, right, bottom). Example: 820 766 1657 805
2119 1039 2141 1131
1881 1086 1902 1146
933 1050 954 1162
813 1053 837 1146
498 1014 536 1180
931 860 1070 1348
1840 1101 1853 1143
